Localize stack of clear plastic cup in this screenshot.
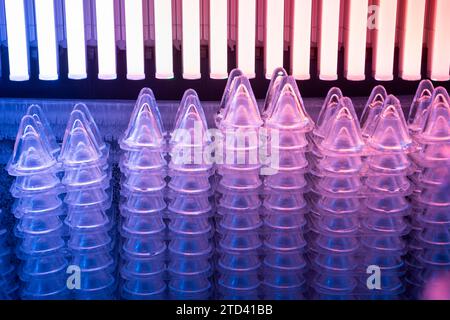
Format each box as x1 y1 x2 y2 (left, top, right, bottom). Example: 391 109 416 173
407 85 450 299
0 209 18 299
404 80 435 298
118 88 167 300
167 90 214 300
261 70 314 300
7 106 69 300
360 94 414 300
308 91 364 300
59 104 116 300
215 72 264 299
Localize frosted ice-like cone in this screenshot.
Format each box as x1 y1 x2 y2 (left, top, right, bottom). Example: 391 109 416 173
19 234 65 256
314 235 359 253
419 206 450 225
408 80 435 134
312 214 359 234
71 251 115 273
219 253 261 272
169 236 212 257
121 278 166 300
271 130 309 150
73 103 106 151
59 110 104 167
220 76 263 130
264 172 308 192
122 236 166 257
122 171 166 193
264 252 307 271
365 196 410 214
216 69 245 127
361 85 388 138
218 272 260 291
315 155 363 175
313 254 358 273
127 88 165 137
419 227 450 247
120 96 165 151
366 153 410 173
414 143 450 164
218 193 261 211
264 193 308 212
168 258 212 276
314 87 344 139
263 272 306 290
362 254 404 272
313 274 358 293
169 277 212 295
316 176 362 195
68 231 112 252
319 98 365 155
7 115 58 176
26 105 60 155
219 212 262 232
365 174 411 194
168 195 212 216
363 215 408 234
121 148 166 172
12 172 61 194
65 207 110 230
169 216 212 236
264 231 306 251
121 193 166 215
265 76 313 132
264 212 307 231
219 173 262 190
168 173 211 194
15 193 63 215
62 164 109 189
75 271 115 291
419 248 450 267
20 254 68 278
121 256 166 278
17 215 63 236
315 197 361 215
362 236 406 252
415 185 450 207
21 275 69 300
367 95 412 153
122 215 165 236
262 67 288 118
219 232 262 252
171 89 209 148
417 90 450 143
64 188 110 207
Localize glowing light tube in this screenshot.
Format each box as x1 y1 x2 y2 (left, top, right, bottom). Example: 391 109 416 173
237 0 256 78
290 0 312 80
264 0 285 79
95 0 117 80
125 0 145 80
209 0 228 79
428 0 450 81
318 0 340 81
182 0 201 79
35 0 59 80
154 0 174 79
373 0 398 81
344 0 368 81
64 0 87 79
5 0 29 81
399 0 425 81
